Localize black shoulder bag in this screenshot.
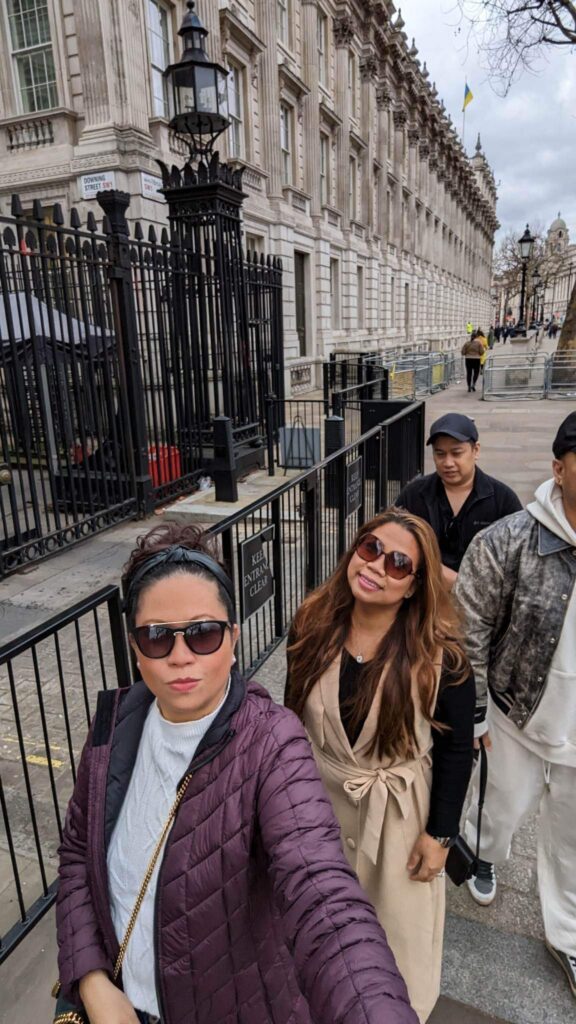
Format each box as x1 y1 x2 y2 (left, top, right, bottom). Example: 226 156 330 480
446 741 488 886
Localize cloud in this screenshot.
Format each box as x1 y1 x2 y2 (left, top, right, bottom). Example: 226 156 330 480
400 0 576 244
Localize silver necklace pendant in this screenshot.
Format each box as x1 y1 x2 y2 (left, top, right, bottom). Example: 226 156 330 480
356 654 363 664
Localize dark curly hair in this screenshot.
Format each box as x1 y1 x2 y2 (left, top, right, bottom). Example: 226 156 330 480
122 522 235 629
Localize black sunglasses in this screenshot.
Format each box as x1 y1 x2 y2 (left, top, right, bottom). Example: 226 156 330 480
132 620 232 660
355 533 418 581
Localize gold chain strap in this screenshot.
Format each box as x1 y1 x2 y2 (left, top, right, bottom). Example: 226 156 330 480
54 1014 86 1024
112 772 194 980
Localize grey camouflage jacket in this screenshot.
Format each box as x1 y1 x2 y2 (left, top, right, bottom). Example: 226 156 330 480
455 509 576 729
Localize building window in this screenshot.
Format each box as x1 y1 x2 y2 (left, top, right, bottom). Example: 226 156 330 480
357 265 364 329
390 274 395 326
349 155 357 220
147 0 171 118
330 258 340 329
7 0 58 113
277 0 290 46
348 52 356 117
227 64 244 158
317 10 328 86
280 103 292 185
320 133 329 205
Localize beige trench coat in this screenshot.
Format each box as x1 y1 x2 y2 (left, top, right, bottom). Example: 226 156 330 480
303 653 445 1023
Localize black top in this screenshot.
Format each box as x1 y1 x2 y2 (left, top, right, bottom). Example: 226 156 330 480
395 466 522 571
339 650 475 837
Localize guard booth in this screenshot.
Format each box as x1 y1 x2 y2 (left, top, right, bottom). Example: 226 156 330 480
360 399 425 503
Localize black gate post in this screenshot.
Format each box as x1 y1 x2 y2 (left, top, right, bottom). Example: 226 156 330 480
158 154 264 495
97 190 153 515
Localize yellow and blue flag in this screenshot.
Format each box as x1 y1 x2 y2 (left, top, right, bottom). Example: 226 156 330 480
462 83 474 111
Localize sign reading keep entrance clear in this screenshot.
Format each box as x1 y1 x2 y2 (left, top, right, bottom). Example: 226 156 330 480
239 526 275 622
345 456 363 518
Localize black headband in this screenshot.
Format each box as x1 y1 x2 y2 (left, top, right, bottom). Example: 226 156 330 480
123 545 236 614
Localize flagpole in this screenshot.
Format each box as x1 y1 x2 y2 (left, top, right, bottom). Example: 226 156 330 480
462 105 466 147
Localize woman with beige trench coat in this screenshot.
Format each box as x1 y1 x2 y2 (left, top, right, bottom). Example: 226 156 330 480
286 509 475 1022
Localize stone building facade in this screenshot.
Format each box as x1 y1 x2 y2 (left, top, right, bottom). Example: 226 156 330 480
0 0 498 373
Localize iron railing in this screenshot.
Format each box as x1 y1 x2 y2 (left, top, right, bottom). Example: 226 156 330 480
0 401 424 962
0 195 283 574
211 400 425 675
0 586 131 963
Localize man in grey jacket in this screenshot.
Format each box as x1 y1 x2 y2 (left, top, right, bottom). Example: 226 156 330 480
455 411 576 999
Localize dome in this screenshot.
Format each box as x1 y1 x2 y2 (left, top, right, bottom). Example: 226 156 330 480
549 212 567 233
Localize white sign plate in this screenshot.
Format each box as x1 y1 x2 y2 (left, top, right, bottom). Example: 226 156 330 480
80 171 117 200
141 172 164 202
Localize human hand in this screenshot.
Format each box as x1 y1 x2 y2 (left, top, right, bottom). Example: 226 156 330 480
407 832 449 883
79 970 140 1024
474 731 492 751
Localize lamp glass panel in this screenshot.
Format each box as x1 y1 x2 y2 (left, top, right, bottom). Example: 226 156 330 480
196 65 217 113
217 68 228 117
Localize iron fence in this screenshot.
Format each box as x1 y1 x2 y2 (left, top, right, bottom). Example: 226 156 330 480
0 400 424 962
0 193 283 574
546 352 576 400
0 586 131 963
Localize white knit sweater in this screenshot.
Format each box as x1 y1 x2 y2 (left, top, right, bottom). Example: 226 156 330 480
107 683 230 1015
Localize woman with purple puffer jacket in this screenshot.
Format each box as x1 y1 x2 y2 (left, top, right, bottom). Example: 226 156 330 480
55 522 417 1024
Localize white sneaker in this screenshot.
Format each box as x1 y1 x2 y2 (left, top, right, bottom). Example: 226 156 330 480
545 941 576 998
466 858 497 906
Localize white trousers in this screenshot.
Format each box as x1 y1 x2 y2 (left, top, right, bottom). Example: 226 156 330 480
464 706 576 956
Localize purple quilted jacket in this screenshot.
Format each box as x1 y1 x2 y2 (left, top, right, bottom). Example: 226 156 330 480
56 672 417 1024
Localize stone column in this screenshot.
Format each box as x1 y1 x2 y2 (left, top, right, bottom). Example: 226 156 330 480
333 14 354 227
256 0 282 198
360 54 377 233
392 108 406 249
301 0 321 217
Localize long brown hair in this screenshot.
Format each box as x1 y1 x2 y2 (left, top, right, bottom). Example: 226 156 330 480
286 508 469 760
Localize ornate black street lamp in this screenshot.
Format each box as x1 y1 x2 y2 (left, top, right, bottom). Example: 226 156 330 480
517 224 534 333
163 0 230 158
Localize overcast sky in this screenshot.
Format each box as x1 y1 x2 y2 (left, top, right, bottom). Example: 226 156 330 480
400 0 576 246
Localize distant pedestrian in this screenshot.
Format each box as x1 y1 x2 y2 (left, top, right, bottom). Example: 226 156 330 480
395 413 522 590
488 326 495 349
461 333 485 391
494 326 502 343
286 509 475 1023
54 522 418 1024
503 326 510 342
466 320 474 336
455 411 576 1000
475 329 489 373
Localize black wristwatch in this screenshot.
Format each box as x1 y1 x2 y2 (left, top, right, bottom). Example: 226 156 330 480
428 834 457 848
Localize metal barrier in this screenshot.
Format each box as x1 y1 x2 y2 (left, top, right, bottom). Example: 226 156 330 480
211 399 425 676
482 351 575 400
0 586 131 963
546 352 576 400
0 401 424 963
265 397 329 473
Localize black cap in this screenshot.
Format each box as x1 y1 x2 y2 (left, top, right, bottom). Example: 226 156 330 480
426 413 479 446
552 412 576 459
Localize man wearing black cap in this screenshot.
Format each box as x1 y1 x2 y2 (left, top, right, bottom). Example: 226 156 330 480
455 411 576 998
395 412 522 588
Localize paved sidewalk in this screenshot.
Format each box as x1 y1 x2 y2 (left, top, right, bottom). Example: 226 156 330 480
2 346 575 1023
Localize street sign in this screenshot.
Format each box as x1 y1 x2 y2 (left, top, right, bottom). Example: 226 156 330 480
239 526 274 622
79 171 117 200
345 456 363 519
141 172 164 203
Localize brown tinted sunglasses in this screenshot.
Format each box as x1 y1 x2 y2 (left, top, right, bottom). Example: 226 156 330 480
355 533 418 580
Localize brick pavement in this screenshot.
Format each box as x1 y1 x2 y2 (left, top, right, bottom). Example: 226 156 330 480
1 340 575 1022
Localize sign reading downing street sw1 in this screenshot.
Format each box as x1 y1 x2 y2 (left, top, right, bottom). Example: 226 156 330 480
345 456 363 519
239 526 275 622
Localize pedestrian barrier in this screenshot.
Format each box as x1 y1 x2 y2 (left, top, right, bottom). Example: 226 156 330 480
546 352 576 400
0 402 424 963
0 587 130 963
482 351 576 400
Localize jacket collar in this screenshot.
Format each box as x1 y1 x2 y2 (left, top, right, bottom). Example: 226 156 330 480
537 521 574 556
431 465 493 502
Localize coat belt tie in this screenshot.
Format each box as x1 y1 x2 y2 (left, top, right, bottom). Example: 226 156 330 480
342 762 423 865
